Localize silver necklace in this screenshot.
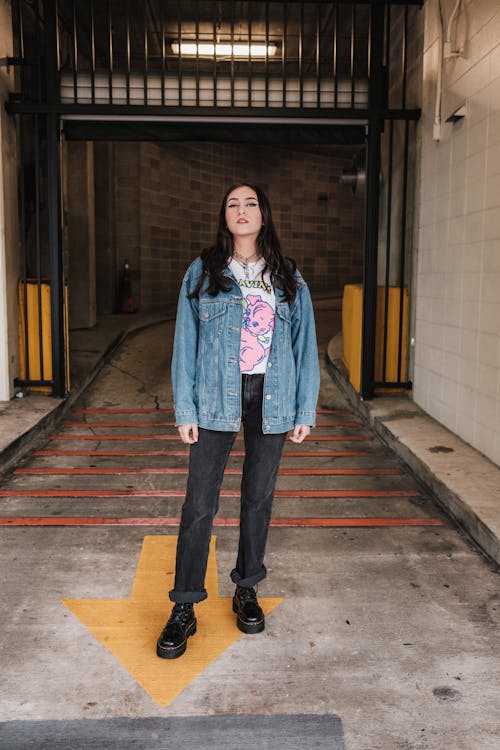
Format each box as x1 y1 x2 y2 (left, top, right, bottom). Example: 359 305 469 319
232 251 261 281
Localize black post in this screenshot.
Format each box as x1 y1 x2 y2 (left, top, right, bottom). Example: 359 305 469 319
361 0 385 400
44 0 66 397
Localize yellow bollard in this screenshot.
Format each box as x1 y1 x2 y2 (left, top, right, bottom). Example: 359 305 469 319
341 284 408 393
18 279 70 394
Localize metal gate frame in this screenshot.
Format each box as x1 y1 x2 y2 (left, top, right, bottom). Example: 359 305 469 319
7 0 421 399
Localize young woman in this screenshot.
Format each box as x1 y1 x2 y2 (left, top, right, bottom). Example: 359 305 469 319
157 183 320 659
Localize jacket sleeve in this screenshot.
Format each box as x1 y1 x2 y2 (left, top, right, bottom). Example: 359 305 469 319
171 263 200 426
290 278 320 427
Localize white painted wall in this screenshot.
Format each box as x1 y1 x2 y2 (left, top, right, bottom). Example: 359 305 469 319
414 0 500 465
0 0 19 401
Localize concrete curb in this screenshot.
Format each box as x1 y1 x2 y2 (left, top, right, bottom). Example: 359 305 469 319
326 335 500 568
0 316 174 478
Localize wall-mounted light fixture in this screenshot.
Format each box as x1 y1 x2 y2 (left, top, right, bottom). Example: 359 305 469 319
446 104 466 123
340 151 366 198
171 42 278 58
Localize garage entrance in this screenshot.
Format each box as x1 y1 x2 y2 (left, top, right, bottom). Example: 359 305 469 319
8 0 421 398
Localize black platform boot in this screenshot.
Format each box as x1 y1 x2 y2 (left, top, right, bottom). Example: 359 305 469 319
232 585 265 634
156 603 197 659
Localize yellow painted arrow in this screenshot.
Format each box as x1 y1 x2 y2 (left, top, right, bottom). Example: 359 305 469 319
62 536 283 707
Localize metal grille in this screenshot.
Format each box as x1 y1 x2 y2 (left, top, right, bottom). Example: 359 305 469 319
60 1 371 109
374 116 417 390
11 1 376 111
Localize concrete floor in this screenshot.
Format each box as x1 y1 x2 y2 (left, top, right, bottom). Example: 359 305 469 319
0 306 499 750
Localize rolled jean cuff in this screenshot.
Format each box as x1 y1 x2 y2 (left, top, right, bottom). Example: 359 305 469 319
230 565 266 588
169 588 207 604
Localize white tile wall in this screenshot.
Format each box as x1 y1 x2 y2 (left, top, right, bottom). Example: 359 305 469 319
460 328 479 359
460 299 480 330
443 324 461 354
484 207 500 239
456 412 474 445
491 40 500 81
478 333 500 370
474 422 497 457
439 402 459 432
414 0 500 465
485 174 500 209
487 109 500 146
482 240 500 271
467 120 489 157
20 2 500 427
479 302 500 335
464 211 484 243
459 242 479 272
486 144 500 176
461 272 482 302
457 383 476 418
481 272 500 302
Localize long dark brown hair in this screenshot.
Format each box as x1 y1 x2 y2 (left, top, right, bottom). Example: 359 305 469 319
189 183 297 302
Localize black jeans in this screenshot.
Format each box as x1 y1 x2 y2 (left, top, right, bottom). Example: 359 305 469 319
169 374 287 603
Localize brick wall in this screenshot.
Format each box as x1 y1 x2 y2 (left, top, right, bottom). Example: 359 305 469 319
101 141 364 310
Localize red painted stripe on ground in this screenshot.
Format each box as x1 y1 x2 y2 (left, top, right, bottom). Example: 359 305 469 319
15 467 403 476
0 516 444 527
34 449 194 457
0 489 419 498
73 408 352 416
33 449 385 458
74 408 175 414
63 420 362 429
65 421 178 427
49 434 373 442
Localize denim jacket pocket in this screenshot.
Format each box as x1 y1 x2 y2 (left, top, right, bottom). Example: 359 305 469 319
275 302 291 323
198 300 227 341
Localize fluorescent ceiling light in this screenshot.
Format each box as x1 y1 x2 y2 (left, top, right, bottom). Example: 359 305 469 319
171 42 277 58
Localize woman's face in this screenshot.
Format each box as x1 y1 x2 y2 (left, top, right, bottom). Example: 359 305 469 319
225 186 263 243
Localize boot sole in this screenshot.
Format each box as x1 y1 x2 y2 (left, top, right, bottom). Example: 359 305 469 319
156 620 197 659
233 600 265 634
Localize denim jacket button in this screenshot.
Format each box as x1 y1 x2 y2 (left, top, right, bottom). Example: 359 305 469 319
265 394 271 400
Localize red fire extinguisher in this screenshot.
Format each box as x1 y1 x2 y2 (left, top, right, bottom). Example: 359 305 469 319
118 259 136 313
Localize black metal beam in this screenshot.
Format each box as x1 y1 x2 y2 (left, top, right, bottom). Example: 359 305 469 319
373 381 412 389
62 119 366 143
260 1 423 5
361 0 385 400
6 100 422 121
14 378 54 388
44 0 67 398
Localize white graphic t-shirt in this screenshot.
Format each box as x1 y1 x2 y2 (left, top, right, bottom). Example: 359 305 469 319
228 257 276 374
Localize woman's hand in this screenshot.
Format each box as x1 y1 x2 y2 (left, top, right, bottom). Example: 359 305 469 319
178 424 199 444
289 424 310 443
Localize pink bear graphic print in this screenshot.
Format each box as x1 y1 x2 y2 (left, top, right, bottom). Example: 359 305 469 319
240 294 275 373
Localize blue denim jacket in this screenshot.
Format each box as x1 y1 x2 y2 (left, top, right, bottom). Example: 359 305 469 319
172 257 320 433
